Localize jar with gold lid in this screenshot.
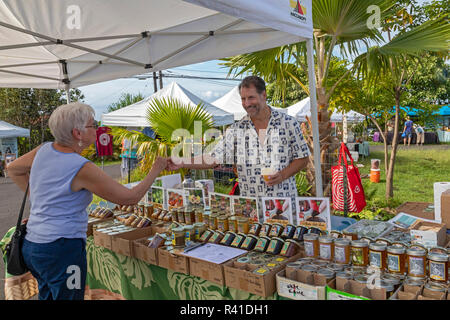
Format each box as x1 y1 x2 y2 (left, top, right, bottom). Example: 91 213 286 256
236 216 249 234
427 252 448 283
217 215 229 232
351 240 369 267
303 233 319 258
406 247 427 278
387 245 407 275
369 242 387 270
228 216 238 233
319 236 334 262
334 238 351 265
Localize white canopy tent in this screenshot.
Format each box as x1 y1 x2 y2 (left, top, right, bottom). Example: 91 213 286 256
287 97 366 123
102 82 234 127
212 86 287 121
0 120 30 139
0 0 324 196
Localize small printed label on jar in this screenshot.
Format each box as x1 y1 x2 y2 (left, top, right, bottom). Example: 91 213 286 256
408 256 425 276
369 251 382 268
320 244 331 260
429 261 446 281
280 242 290 255
304 241 315 257
335 246 346 263
387 254 400 272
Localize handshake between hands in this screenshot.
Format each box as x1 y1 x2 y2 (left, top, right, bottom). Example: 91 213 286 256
152 156 183 173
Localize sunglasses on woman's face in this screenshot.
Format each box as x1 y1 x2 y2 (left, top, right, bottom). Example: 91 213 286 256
85 120 99 129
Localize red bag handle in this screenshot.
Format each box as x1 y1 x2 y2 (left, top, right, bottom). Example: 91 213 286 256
338 143 354 167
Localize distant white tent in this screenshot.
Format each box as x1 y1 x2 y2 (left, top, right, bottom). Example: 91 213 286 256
212 86 287 121
287 97 365 123
0 120 30 138
101 82 234 127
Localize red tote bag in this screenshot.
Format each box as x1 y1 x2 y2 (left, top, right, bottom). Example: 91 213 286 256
332 143 366 213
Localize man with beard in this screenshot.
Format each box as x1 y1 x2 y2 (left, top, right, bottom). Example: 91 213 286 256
167 76 310 203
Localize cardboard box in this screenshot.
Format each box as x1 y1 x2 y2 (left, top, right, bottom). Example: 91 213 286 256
111 227 155 257
87 217 114 237
133 237 161 265
410 220 447 248
93 228 114 250
276 269 335 300
389 284 422 300
395 202 435 221
441 190 450 229
332 277 391 300
418 286 447 300
188 257 229 286
158 247 190 274
224 253 302 298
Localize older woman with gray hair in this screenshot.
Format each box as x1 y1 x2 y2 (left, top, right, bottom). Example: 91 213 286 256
7 102 167 300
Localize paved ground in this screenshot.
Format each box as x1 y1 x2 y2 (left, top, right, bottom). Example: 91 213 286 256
0 164 121 300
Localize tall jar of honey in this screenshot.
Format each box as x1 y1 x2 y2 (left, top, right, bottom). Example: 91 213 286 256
303 233 319 258
387 245 407 275
351 240 369 267
406 247 427 278
334 239 351 264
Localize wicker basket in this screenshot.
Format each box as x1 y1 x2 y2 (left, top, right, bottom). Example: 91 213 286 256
4 272 38 300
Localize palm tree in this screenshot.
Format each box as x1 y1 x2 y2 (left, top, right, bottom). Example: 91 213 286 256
354 15 449 199
222 0 396 196
115 97 214 177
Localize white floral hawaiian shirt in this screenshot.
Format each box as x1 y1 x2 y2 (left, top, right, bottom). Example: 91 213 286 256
209 108 310 198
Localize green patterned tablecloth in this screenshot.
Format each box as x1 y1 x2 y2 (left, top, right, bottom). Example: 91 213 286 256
86 236 278 300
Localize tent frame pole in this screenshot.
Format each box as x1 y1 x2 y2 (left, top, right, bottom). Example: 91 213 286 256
306 38 323 197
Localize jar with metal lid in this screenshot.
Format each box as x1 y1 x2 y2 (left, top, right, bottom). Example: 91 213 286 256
427 253 448 283
382 274 402 291
404 276 425 288
361 237 374 245
138 202 145 216
259 223 272 237
130 216 143 228
424 281 447 293
236 216 249 234
202 212 210 229
429 247 447 255
217 215 229 232
312 260 329 268
266 237 284 255
145 204 153 218
301 264 319 273
209 212 219 230
328 263 345 272
172 227 186 247
369 242 387 270
240 234 258 250
317 268 336 281
193 222 207 241
151 208 161 220
285 262 302 279
254 236 271 253
334 239 351 265
228 216 238 233
308 227 323 236
253 267 270 276
387 245 407 275
220 232 236 246
269 223 284 237
208 231 224 244
184 209 196 225
248 223 262 236
406 247 427 278
199 229 214 242
303 233 319 258
293 226 309 241
351 240 369 267
231 233 247 248
342 230 358 241
375 281 395 299
194 209 203 223
280 239 301 257
319 236 334 261
281 224 296 239
184 225 195 242
375 238 392 246
354 274 370 285
336 271 353 281
330 231 343 239
176 209 185 224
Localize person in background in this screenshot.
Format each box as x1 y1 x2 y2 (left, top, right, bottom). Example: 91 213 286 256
402 116 414 146
7 102 167 300
414 123 425 146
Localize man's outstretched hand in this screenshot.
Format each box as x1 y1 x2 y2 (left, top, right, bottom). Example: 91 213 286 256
166 157 183 171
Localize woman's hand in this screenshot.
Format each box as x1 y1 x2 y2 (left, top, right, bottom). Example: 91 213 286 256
152 157 168 173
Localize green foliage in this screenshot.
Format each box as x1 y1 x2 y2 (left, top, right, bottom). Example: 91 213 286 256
106 93 144 113
295 171 312 197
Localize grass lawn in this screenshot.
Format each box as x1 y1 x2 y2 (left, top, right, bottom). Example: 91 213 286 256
92 159 121 166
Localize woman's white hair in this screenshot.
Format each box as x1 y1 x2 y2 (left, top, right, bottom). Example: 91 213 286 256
48 102 95 146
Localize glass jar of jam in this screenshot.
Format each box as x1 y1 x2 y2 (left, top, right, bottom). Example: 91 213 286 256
280 239 300 257
220 232 236 246
240 235 258 250
351 240 369 267
269 223 284 238
184 209 196 225
151 208 161 220
184 225 195 242
259 223 272 237
217 215 229 232
319 236 334 262
199 229 214 242
406 247 427 278
427 253 448 283
254 236 271 253
208 231 224 244
202 212 210 229
138 202 145 216
387 245 407 275
236 216 249 234
293 226 309 241
424 281 447 293
369 242 387 270
145 204 153 218
130 216 143 228
334 238 351 265
231 233 247 248
317 268 336 282
266 237 285 255
172 227 185 247
209 213 219 230
193 222 207 241
375 281 395 299
308 227 323 236
281 224 296 239
194 209 203 223
228 216 238 233
176 209 185 224
303 233 319 258
248 223 262 236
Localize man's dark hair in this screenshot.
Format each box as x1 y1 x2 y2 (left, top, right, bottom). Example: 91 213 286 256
239 76 266 94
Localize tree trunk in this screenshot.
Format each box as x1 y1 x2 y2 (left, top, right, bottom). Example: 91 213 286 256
385 91 401 199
